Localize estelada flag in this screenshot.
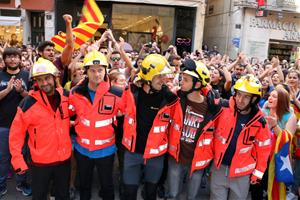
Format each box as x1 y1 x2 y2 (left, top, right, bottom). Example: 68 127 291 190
268 129 293 200
51 22 101 52
80 0 104 25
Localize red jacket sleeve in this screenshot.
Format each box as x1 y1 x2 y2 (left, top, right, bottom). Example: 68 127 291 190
9 107 29 172
252 124 272 180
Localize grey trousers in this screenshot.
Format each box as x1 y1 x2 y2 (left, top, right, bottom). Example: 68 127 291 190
210 164 250 200
166 157 204 200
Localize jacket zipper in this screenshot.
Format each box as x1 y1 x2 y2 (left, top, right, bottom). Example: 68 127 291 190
217 152 223 167
34 128 37 149
130 135 134 152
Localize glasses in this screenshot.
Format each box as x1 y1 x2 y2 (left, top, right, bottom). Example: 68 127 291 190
101 51 108 55
111 57 121 62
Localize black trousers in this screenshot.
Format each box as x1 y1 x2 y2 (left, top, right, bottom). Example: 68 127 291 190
74 149 115 200
31 159 71 200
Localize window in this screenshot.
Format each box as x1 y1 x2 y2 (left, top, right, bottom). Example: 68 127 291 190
112 4 175 51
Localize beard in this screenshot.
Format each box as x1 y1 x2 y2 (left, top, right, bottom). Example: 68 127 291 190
6 64 20 71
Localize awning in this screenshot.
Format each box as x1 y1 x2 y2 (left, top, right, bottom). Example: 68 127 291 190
102 0 204 7
0 16 21 26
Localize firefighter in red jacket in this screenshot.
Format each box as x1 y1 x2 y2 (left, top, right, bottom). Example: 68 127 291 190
210 74 272 200
167 59 222 199
122 54 178 200
9 58 72 200
68 50 124 200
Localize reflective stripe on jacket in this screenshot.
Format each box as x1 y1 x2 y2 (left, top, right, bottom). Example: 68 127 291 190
122 84 178 159
69 80 124 151
168 90 222 174
213 97 272 179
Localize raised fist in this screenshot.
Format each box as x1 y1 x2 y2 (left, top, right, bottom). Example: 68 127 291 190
63 14 73 24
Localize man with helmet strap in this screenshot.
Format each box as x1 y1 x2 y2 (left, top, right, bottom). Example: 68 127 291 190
122 54 178 200
167 59 223 199
9 58 72 200
180 59 211 94
68 50 125 200
210 74 272 200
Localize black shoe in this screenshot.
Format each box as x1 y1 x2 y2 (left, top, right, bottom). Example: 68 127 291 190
157 185 165 198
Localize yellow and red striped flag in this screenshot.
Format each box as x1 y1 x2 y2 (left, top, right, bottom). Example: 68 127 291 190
51 22 101 52
80 0 104 25
51 0 104 52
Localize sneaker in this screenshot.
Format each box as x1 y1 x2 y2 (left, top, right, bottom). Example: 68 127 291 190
0 186 7 198
16 182 32 196
69 187 76 200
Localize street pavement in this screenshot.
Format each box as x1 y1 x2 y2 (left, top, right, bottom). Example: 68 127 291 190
2 162 211 200
3 176 211 200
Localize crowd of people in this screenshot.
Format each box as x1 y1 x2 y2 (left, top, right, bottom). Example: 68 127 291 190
0 14 300 200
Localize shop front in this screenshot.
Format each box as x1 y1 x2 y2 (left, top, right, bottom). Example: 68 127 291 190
55 0 200 55
0 11 23 46
242 9 300 62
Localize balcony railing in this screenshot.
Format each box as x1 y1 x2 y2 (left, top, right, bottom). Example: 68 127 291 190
233 0 300 13
233 0 258 8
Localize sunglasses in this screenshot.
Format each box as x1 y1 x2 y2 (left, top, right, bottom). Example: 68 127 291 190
101 51 108 55
111 57 121 62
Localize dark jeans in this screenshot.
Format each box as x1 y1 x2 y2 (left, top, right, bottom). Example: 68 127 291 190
31 159 71 200
74 149 115 200
0 127 27 189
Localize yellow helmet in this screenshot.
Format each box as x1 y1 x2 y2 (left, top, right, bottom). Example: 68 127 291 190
234 74 262 96
181 59 210 86
31 58 58 78
83 50 108 67
138 54 170 82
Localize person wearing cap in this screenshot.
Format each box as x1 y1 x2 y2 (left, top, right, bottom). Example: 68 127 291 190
68 50 125 200
122 54 178 200
166 59 222 200
210 74 272 200
9 57 72 200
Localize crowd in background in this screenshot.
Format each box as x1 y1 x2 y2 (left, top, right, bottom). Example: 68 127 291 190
0 15 300 200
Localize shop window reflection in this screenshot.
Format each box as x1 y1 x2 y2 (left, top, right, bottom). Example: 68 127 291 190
0 26 23 46
112 4 174 52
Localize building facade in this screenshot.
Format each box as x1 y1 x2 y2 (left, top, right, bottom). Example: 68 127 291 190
0 0 54 46
0 0 206 53
204 0 300 62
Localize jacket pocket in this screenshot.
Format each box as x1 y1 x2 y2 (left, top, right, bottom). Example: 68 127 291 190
98 95 116 115
243 127 258 145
